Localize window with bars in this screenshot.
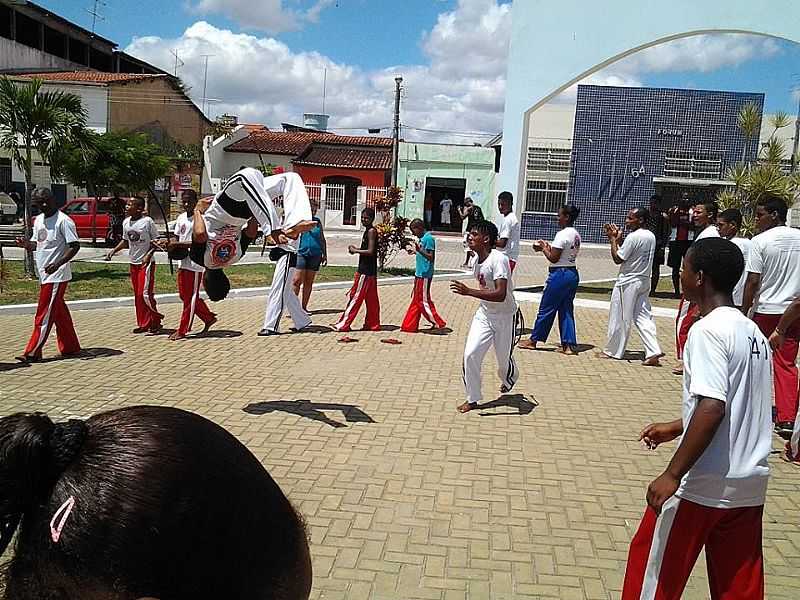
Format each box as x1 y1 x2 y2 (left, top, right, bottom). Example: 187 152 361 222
527 147 571 172
663 154 723 179
524 180 568 214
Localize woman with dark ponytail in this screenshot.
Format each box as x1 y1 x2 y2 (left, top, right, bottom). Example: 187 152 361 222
0 406 311 600
519 204 582 354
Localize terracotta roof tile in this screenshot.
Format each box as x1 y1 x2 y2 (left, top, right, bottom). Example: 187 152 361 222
293 145 391 170
15 71 166 84
224 130 392 156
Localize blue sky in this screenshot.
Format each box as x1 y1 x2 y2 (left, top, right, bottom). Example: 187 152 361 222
41 1 800 140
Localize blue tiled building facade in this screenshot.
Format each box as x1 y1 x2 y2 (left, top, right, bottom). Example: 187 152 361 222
520 85 764 243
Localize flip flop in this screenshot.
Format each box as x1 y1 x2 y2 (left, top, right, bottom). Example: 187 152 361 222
381 338 402 345
338 336 358 343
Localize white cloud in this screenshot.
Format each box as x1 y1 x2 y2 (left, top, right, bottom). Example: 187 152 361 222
188 0 335 33
125 1 786 144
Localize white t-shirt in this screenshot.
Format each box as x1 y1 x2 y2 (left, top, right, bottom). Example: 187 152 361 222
440 198 452 223
497 212 521 262
730 237 752 307
551 227 581 267
31 211 78 284
615 228 655 286
123 216 159 265
694 225 720 241
746 225 800 314
677 307 773 509
173 213 204 273
474 249 517 316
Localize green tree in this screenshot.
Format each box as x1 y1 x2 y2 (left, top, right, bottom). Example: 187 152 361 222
0 76 92 276
736 101 762 164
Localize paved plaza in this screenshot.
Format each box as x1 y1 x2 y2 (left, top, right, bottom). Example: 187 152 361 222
1 263 799 599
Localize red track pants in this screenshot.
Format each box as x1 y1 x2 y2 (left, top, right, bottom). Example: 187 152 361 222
23 281 80 359
129 262 163 330
623 497 764 600
177 269 216 336
753 312 799 423
401 277 446 332
334 273 380 332
675 297 700 359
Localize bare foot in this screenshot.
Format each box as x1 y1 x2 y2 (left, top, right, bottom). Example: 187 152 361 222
518 339 537 350
557 346 577 355
457 402 478 413
595 351 614 359
202 317 218 333
642 354 663 367
168 332 185 341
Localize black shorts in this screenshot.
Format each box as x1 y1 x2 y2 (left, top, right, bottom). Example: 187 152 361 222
297 254 322 272
668 240 691 269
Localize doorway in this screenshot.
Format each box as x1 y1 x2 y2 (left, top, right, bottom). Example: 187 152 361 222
323 175 361 226
425 177 466 233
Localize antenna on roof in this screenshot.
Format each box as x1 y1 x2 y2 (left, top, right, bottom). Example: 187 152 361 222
86 0 107 35
170 49 185 77
322 67 327 115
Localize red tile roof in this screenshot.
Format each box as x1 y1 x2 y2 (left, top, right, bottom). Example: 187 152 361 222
15 71 166 84
224 130 392 156
293 145 391 170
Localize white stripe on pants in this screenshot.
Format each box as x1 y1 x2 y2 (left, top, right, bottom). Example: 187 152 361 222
463 308 518 404
262 252 312 332
604 278 662 360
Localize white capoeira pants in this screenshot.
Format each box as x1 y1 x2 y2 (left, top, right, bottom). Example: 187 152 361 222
604 278 662 360
262 252 312 333
463 308 519 404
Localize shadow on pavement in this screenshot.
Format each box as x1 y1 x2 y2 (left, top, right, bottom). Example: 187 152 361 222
419 327 453 336
243 399 376 428
0 347 123 372
192 329 243 339
477 394 538 417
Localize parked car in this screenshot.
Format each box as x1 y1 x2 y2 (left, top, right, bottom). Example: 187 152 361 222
61 196 129 246
0 192 17 224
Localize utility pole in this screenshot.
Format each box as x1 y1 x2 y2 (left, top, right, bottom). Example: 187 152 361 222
200 54 214 116
792 91 800 174
391 76 403 187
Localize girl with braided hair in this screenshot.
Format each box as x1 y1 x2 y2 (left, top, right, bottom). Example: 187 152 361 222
0 406 311 600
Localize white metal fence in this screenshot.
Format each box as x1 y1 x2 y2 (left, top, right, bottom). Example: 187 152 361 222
325 184 346 211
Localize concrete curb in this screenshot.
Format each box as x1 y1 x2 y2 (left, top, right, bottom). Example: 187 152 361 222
0 271 474 316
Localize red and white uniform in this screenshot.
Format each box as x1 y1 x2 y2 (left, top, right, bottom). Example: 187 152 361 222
334 228 380 332
746 225 800 424
23 211 81 358
173 213 215 336
401 278 446 332
123 215 163 329
675 226 719 359
496 211 520 272
623 307 773 600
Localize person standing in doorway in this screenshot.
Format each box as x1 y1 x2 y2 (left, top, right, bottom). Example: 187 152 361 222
519 204 581 354
401 219 446 332
495 191 521 273
458 197 484 267
424 192 433 228
334 208 381 332
293 202 327 312
622 238 772 600
741 195 800 440
649 194 670 295
14 187 81 362
106 197 163 333
439 194 453 229
716 208 751 310
600 208 663 367
667 194 693 296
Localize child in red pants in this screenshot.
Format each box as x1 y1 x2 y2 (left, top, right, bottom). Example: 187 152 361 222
106 197 163 333
401 219 445 332
623 238 772 600
15 188 81 362
334 208 380 332
166 190 217 340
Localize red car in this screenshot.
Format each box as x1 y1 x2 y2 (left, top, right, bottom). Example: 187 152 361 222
61 196 129 246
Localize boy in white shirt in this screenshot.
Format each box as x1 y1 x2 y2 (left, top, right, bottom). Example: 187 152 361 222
601 207 663 366
623 237 773 600
106 197 164 333
165 189 217 340
495 191 521 272
741 195 800 439
14 187 81 362
716 208 751 309
451 220 519 413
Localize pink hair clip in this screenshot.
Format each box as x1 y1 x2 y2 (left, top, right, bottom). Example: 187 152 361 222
50 496 75 543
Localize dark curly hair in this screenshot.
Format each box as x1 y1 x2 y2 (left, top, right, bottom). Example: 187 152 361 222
0 406 311 600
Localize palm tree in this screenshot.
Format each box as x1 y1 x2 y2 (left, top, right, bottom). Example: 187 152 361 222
0 76 90 276
736 102 762 164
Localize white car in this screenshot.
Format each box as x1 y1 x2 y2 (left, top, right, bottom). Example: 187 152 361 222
0 192 18 224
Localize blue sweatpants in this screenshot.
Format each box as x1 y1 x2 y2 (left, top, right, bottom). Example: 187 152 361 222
531 267 579 346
